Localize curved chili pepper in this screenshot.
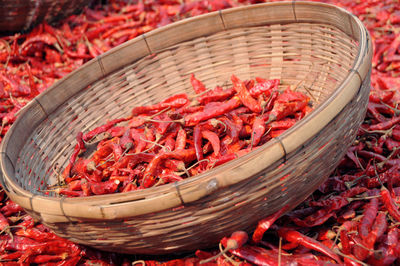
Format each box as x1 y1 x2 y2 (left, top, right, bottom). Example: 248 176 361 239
368 115 400 131
175 127 187 150
190 73 207 94
131 93 189 116
142 149 196 188
277 228 341 263
249 79 280 97
201 130 220 156
231 74 261 113
197 86 235 105
193 124 204 166
381 187 400 222
1 201 24 216
19 34 58 56
358 197 379 240
309 186 368 210
251 117 266 147
252 205 290 243
184 96 241 126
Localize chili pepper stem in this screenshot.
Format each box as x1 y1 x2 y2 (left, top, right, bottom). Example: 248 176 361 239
132 260 145 266
333 248 368 266
380 100 400 116
199 243 239 265
145 118 184 125
52 163 65 187
185 159 209 172
220 243 240 266
96 153 115 168
141 137 170 152
353 151 365 170
188 86 214 100
377 147 400 169
278 237 282 266
344 175 368 189
354 241 383 256
360 125 394 135
347 195 381 202
148 106 171 119
373 159 384 187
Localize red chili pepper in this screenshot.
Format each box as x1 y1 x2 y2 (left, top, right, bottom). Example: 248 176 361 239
190 73 207 94
249 79 279 97
290 208 335 227
231 74 262 113
19 34 58 56
83 117 129 142
339 221 358 255
368 115 400 131
197 86 235 105
184 96 241 126
193 124 204 163
277 228 341 263
268 98 309 123
201 130 220 156
131 93 189 116
252 205 290 243
15 227 59 242
142 149 196 188
309 186 368 210
250 116 266 147
89 180 120 195
0 201 24 216
1 251 25 261
381 187 400 222
174 127 187 150
1 235 40 252
129 128 147 153
29 253 68 264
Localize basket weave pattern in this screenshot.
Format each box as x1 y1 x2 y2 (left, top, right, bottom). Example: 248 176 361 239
0 2 372 254
0 0 92 33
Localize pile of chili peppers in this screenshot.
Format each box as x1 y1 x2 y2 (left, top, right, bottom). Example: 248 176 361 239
0 0 400 265
54 74 310 196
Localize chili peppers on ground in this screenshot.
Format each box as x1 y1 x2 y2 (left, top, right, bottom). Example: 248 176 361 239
0 0 400 265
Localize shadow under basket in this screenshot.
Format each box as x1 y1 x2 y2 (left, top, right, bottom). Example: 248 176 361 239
0 2 372 255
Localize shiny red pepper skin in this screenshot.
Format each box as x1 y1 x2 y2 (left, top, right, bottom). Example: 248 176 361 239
277 228 341 263
184 96 241 126
252 205 290 243
358 197 379 240
250 117 266 147
131 93 189 116
381 187 400 222
231 74 261 113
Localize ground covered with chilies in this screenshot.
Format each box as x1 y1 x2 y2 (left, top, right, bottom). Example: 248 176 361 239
0 0 400 265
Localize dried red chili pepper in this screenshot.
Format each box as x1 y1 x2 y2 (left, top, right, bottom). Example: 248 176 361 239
231 74 262 113
184 96 241 126
252 205 290 243
131 93 189 116
381 187 400 222
277 228 341 263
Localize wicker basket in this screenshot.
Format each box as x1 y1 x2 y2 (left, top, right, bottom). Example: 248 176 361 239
0 2 372 255
0 0 93 33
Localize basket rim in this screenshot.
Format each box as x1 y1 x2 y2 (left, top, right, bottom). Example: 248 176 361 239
0 1 372 222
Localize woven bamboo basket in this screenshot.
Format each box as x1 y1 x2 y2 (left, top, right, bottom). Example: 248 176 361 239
0 2 372 255
0 0 92 33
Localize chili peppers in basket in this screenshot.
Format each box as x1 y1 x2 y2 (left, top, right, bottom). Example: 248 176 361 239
54 74 311 196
